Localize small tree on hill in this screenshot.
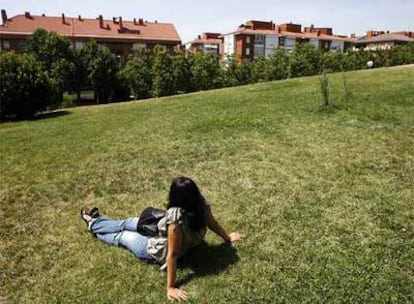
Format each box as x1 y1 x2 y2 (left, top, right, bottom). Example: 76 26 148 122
288 43 322 78
266 48 289 81
80 41 118 103
151 45 175 97
251 56 268 83
0 52 53 120
172 50 194 94
26 28 75 102
119 49 153 99
191 52 221 90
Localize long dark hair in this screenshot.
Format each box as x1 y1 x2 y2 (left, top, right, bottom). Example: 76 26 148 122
167 177 206 231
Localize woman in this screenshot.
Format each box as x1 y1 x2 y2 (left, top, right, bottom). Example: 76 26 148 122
80 176 244 302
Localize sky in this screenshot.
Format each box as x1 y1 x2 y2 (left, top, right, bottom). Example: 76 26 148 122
2 0 413 43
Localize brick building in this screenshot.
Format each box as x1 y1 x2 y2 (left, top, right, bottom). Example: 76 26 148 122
354 30 414 50
0 10 181 58
222 20 352 60
185 32 222 57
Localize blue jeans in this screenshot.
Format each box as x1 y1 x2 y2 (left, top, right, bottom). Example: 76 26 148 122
89 216 152 261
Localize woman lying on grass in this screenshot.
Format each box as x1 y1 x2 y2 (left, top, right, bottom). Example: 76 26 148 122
80 176 244 302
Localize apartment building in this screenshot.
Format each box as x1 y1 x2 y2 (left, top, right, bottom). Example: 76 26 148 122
0 10 181 58
222 20 352 60
185 32 222 57
354 30 414 50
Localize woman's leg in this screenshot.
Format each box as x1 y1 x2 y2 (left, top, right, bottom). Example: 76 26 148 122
96 231 152 261
89 216 139 234
87 216 152 261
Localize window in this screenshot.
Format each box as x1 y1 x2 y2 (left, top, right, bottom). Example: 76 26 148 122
2 40 10 50
132 43 146 51
246 36 250 44
254 44 264 58
279 37 285 46
74 41 85 50
255 35 265 43
246 47 250 56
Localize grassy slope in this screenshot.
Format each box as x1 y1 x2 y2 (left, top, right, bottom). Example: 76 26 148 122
0 66 413 303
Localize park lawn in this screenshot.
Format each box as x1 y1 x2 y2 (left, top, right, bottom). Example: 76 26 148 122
0 65 413 303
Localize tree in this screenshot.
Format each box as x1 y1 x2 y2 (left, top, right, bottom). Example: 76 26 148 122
191 52 221 91
222 55 239 87
26 28 75 101
322 51 344 73
0 52 53 120
251 56 268 83
288 43 323 78
64 48 89 103
266 48 289 81
80 41 118 103
341 49 371 71
151 45 175 97
172 50 194 94
119 49 153 99
386 42 414 66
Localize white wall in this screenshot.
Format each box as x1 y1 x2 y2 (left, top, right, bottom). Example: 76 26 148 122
223 34 235 57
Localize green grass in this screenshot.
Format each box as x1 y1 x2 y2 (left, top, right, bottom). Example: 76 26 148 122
1 65 413 303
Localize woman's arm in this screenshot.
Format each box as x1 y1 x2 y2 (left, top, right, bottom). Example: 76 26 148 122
166 224 187 302
205 207 244 243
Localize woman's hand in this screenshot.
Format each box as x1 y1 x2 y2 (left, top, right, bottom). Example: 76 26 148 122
228 231 244 243
167 287 188 302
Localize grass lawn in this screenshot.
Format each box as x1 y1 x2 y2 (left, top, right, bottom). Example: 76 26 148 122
0 65 413 303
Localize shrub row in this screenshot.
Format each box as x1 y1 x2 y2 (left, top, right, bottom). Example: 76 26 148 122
121 42 414 99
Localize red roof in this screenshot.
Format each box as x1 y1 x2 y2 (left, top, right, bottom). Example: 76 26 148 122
356 33 414 44
188 38 222 45
0 13 181 42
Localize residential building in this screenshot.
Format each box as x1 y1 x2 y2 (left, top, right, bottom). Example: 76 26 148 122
354 30 414 50
185 32 222 57
0 10 181 58
222 20 352 60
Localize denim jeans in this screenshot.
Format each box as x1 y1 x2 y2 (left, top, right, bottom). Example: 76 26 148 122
89 216 152 261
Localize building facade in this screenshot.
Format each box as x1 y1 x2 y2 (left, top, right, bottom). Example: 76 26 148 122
354 30 414 50
185 32 222 57
0 10 181 58
222 20 353 60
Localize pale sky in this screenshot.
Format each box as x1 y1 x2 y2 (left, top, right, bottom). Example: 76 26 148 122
2 0 413 43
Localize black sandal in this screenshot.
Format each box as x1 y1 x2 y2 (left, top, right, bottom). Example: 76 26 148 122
89 207 100 218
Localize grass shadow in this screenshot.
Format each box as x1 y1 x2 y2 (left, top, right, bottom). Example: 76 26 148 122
32 110 71 121
176 242 240 286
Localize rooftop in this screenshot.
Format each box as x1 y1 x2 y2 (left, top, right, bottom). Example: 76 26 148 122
356 32 414 44
0 12 181 42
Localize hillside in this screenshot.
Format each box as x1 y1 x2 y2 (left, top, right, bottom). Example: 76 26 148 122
1 65 413 303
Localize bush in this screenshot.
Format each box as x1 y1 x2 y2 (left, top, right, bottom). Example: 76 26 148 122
251 56 268 82
266 48 289 80
61 92 75 108
26 28 75 101
341 50 371 71
151 46 175 97
172 50 194 94
288 43 323 77
0 52 53 120
191 52 221 90
386 43 414 66
80 41 118 103
322 52 344 73
119 50 153 99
